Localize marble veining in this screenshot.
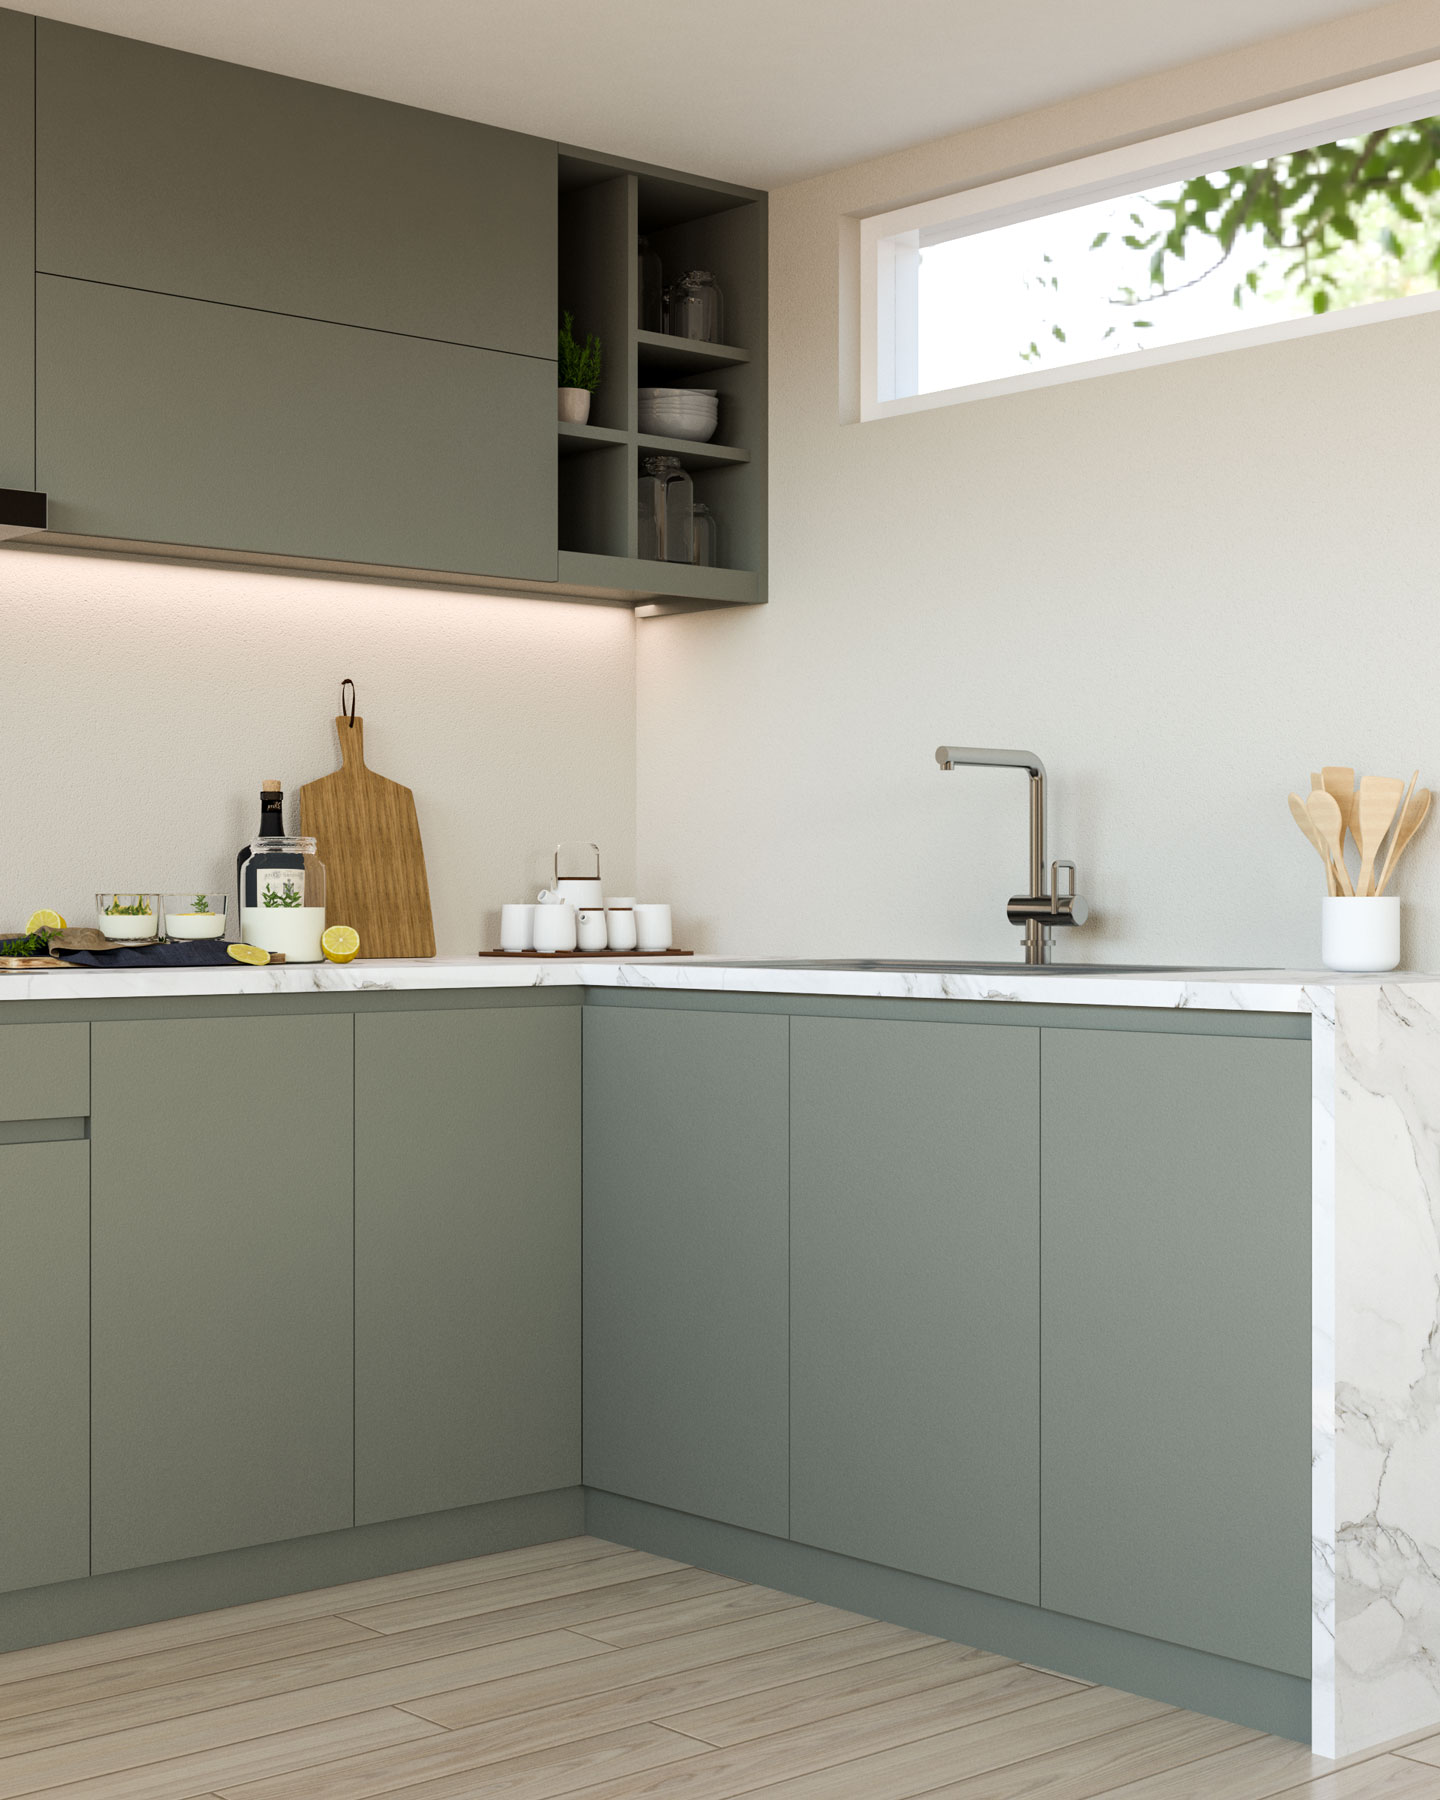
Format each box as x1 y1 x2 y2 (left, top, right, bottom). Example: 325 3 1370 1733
4 952 1440 1758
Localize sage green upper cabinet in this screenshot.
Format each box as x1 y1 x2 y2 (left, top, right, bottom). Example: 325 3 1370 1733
0 1142 89 1594
37 276 557 578
1041 1027 1312 1677
354 1006 581 1527
790 1016 1041 1605
90 1016 354 1574
0 7 34 490
583 1004 790 1537
36 19 556 358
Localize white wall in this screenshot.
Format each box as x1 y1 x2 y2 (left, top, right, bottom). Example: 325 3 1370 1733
638 0 1440 968
0 549 636 953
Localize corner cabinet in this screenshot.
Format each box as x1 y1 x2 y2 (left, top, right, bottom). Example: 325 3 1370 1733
0 6 767 612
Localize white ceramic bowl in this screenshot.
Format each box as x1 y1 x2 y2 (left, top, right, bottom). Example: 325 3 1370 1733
641 415 718 442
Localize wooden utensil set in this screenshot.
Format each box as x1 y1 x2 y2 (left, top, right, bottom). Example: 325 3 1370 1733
1289 765 1431 897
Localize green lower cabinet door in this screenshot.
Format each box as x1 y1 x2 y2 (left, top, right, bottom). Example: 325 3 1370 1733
1040 1027 1311 1676
36 274 558 579
355 1006 581 1526
0 1141 89 1592
91 1017 354 1574
790 1016 1040 1604
583 1005 789 1536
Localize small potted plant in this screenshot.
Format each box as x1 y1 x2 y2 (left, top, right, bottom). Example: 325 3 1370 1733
558 310 601 424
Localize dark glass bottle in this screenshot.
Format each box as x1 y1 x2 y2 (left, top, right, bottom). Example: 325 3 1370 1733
237 781 285 918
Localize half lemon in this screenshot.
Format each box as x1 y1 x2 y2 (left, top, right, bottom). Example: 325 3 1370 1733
26 909 65 933
228 943 270 966
322 925 360 964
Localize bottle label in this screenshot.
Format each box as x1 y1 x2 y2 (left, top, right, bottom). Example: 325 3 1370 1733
259 869 305 909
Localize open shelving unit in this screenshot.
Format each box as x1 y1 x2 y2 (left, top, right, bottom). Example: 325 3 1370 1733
557 147 767 615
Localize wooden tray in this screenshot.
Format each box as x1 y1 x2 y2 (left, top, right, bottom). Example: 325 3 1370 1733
479 949 694 959
0 956 68 972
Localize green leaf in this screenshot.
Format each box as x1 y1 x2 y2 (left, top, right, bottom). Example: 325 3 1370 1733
1312 289 1331 313
1090 231 1109 249
1052 324 1067 342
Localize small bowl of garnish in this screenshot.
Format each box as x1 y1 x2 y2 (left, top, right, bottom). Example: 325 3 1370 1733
96 893 161 942
164 893 228 941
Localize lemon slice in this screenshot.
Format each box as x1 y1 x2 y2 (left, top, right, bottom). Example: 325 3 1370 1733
228 943 271 966
322 925 360 964
26 909 65 933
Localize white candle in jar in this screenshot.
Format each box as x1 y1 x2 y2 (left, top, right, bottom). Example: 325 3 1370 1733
166 911 227 939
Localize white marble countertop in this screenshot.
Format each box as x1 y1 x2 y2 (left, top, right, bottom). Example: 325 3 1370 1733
1 952 1434 1011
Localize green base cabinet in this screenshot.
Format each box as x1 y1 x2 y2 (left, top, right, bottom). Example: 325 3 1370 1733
91 1016 354 1574
1039 1027 1312 1676
0 1141 89 1592
355 1006 581 1527
790 1015 1041 1604
582 1005 790 1536
36 275 557 579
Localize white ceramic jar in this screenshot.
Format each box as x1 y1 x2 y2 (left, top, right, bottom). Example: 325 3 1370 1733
605 899 637 953
532 893 577 954
1322 895 1400 971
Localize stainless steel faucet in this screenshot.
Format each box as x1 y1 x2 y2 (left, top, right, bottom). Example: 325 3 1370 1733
934 746 1089 965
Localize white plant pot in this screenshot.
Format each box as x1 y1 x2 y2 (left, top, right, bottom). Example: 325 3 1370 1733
1321 896 1400 972
558 388 591 424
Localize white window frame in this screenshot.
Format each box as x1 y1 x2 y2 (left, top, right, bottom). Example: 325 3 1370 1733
860 59 1440 421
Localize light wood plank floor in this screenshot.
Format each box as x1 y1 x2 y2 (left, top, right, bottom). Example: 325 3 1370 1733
1 1536 1438 1799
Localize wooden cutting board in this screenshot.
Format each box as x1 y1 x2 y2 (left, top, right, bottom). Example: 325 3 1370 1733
298 712 435 958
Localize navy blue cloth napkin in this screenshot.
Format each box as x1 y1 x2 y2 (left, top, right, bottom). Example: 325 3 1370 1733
57 943 239 969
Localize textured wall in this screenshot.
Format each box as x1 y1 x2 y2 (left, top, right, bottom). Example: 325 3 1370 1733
0 549 636 953
637 0 1440 969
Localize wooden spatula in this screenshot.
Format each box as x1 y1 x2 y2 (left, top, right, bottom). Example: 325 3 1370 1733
1290 793 1338 893
1355 775 1405 897
1306 789 1354 896
1322 766 1356 861
1376 782 1431 896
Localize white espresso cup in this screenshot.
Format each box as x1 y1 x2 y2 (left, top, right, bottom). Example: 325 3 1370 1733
576 907 608 953
500 902 535 952
532 896 577 954
605 899 637 952
634 902 673 953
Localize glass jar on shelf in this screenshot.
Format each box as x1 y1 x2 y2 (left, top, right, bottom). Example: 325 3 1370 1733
637 237 664 332
238 835 327 962
668 270 723 343
690 502 719 567
637 454 694 563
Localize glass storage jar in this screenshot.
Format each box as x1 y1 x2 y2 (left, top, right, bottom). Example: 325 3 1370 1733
691 502 718 567
637 236 664 332
668 271 723 343
637 454 694 563
239 835 327 962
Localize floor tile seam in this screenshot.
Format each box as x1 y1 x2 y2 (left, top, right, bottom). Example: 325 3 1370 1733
396 1622 934 1730
333 1560 693 1633
0 1638 603 1770
564 1596 811 1648
1078 1734 1403 1798
649 1650 1032 1745
329 1573 741 1645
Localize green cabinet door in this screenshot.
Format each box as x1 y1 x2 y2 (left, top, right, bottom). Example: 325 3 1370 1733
354 1005 581 1526
790 1016 1040 1604
0 7 34 490
36 276 557 579
1041 1027 1311 1676
91 1016 353 1574
0 1141 89 1592
36 19 555 357
583 1005 789 1536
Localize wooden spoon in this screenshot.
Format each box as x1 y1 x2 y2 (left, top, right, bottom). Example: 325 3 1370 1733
1306 789 1354 896
1355 775 1405 897
1322 766 1356 860
1376 783 1431 896
1290 793 1339 893
1310 775 1337 894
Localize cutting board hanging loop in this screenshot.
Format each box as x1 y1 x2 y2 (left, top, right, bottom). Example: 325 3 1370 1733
341 677 357 728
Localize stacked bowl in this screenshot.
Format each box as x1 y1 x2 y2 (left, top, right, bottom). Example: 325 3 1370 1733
638 387 719 443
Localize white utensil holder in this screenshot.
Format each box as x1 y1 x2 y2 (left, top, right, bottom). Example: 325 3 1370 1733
1322 896 1400 971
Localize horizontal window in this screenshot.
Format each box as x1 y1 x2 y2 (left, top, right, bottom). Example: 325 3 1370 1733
861 60 1440 418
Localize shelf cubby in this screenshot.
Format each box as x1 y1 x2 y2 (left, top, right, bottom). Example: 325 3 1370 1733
556 147 766 611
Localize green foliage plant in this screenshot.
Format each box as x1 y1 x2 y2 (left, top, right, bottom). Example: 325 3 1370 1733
262 879 302 909
558 311 602 390
104 896 152 915
0 928 54 957
192 893 211 912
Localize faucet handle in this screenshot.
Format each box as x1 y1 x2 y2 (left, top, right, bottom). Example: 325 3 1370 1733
1049 861 1089 927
